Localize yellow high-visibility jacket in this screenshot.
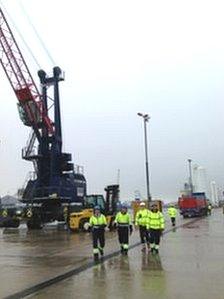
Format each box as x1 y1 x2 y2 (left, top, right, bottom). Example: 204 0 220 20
147 211 165 230
2 210 8 217
115 212 131 225
89 214 107 227
135 209 150 226
168 207 177 218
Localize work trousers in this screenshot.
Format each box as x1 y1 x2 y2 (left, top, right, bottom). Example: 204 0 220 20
170 217 176 226
149 229 161 246
92 228 105 252
139 225 150 244
117 226 129 248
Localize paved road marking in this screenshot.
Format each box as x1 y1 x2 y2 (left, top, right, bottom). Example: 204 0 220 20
4 217 202 299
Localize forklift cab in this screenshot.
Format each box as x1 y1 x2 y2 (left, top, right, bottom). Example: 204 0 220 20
84 195 105 212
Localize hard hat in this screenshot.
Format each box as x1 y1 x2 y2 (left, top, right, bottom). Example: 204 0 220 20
140 202 146 206
94 205 101 211
121 204 128 209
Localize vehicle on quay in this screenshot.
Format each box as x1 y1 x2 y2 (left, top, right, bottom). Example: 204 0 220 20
69 185 120 231
0 7 86 229
178 192 208 218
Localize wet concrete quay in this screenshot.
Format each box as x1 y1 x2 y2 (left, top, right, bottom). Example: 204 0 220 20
1 209 224 299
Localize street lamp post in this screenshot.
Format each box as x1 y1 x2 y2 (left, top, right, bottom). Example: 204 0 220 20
137 112 151 203
188 158 193 195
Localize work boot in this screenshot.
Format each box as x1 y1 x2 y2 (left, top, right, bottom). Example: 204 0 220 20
154 249 159 254
123 249 128 255
99 248 104 256
94 253 99 261
120 246 124 254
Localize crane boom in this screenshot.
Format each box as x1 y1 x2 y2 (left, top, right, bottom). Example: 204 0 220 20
0 8 53 138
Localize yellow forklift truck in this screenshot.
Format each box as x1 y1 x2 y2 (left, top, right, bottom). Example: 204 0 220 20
68 185 119 232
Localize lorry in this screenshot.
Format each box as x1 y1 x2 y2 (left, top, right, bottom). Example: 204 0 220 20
68 184 120 231
178 192 208 218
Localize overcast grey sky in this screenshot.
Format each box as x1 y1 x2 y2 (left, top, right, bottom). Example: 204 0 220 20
0 0 223 202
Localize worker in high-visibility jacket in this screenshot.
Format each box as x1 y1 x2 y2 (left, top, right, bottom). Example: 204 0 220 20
89 206 107 261
114 204 133 255
147 203 165 254
168 204 177 226
207 203 212 215
135 202 150 251
2 209 8 217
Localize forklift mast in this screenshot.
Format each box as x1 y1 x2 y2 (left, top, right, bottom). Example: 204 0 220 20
104 185 120 215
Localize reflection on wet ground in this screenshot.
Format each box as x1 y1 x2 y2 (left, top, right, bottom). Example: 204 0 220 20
1 210 224 299
29 248 166 299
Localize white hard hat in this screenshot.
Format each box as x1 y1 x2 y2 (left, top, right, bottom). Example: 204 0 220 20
140 202 146 206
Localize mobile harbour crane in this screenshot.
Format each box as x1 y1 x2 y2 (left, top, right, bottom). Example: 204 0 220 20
0 7 86 229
